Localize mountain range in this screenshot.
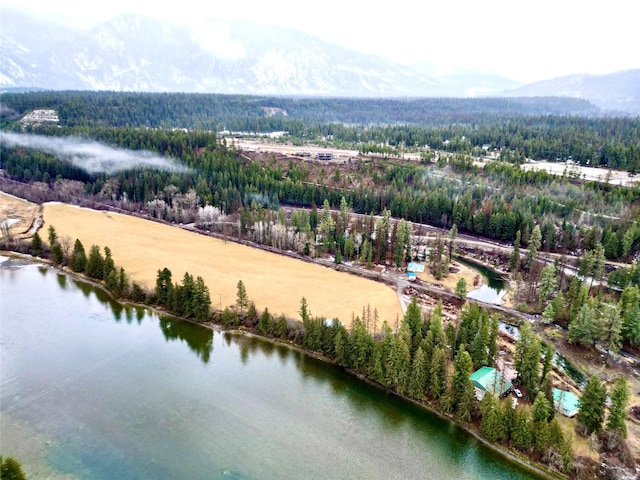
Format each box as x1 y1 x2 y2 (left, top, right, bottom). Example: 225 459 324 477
1 10 639 114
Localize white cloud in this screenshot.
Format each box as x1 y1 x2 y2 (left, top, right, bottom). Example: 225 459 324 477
191 21 246 60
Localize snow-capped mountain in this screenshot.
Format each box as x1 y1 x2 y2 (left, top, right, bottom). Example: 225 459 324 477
0 11 515 97
1 10 638 112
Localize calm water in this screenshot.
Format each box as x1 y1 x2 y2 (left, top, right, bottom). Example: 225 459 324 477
456 256 507 304
0 258 540 479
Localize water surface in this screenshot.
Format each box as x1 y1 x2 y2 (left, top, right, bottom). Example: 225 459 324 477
0 259 540 479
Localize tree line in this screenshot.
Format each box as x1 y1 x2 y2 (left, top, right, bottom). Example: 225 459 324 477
7 220 635 478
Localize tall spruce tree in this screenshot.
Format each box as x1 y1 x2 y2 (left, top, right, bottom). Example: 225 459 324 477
577 375 607 435
606 377 630 437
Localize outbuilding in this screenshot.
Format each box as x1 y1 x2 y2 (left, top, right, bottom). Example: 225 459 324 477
552 388 580 417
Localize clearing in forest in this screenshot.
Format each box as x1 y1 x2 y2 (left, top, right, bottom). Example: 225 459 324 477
42 203 403 325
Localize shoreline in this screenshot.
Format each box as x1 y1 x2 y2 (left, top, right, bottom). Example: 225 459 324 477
1 251 566 480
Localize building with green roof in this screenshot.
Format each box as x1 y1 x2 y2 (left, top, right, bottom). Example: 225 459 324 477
552 388 580 417
469 367 512 400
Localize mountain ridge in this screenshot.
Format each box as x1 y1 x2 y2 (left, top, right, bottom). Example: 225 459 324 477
1 10 638 113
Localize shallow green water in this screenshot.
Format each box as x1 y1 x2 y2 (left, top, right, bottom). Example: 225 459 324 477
0 259 541 479
456 256 507 304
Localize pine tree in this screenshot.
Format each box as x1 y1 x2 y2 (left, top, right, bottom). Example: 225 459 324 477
407 346 427 399
480 392 506 442
510 229 521 273
451 347 476 422
85 244 104 280
514 322 541 398
511 406 534 451
538 263 557 306
569 300 603 347
103 246 115 280
429 346 447 400
69 239 87 272
577 375 607 435
526 225 542 270
600 304 623 361
540 342 554 386
606 377 630 437
0 456 26 480
620 286 640 346
47 224 58 249
403 297 422 340
334 330 347 366
30 231 43 255
155 268 173 307
236 280 249 315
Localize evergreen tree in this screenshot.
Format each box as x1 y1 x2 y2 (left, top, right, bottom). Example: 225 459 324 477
85 244 104 280
451 347 476 422
69 238 87 272
385 332 411 394
47 224 58 249
193 276 211 322
407 346 427 399
487 314 499 365
429 346 447 400
236 280 249 315
0 456 26 480
540 342 554 386
455 277 467 298
30 231 43 255
510 229 521 273
620 286 640 346
526 225 542 270
538 263 557 306
541 303 555 324
480 392 506 442
334 330 347 365
569 300 603 347
103 246 115 280
600 304 623 362
275 315 288 338
606 377 630 437
258 307 273 335
470 312 490 368
403 297 422 340
155 268 173 307
514 322 541 397
577 375 607 435
511 406 534 451
117 267 129 298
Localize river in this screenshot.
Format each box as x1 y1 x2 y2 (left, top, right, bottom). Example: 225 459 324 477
0 257 541 479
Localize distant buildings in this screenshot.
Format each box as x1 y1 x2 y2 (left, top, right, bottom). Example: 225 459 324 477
407 262 425 273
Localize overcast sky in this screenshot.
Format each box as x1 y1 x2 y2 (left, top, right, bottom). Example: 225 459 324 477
1 0 637 83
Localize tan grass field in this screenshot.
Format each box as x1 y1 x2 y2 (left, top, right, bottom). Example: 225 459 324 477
42 202 403 324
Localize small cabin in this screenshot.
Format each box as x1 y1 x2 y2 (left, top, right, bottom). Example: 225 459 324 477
470 367 512 401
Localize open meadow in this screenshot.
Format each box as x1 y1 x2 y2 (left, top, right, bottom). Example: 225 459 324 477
42 202 403 325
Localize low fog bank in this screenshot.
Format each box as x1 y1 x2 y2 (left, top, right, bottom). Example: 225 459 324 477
1 132 191 175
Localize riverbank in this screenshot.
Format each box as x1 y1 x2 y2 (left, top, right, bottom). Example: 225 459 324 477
216 326 564 480
1 251 564 480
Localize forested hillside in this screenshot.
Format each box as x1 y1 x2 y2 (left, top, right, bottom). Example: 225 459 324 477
2 91 639 172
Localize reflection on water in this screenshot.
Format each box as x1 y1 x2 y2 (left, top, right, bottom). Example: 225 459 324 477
159 315 213 363
456 256 507 304
0 260 540 480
